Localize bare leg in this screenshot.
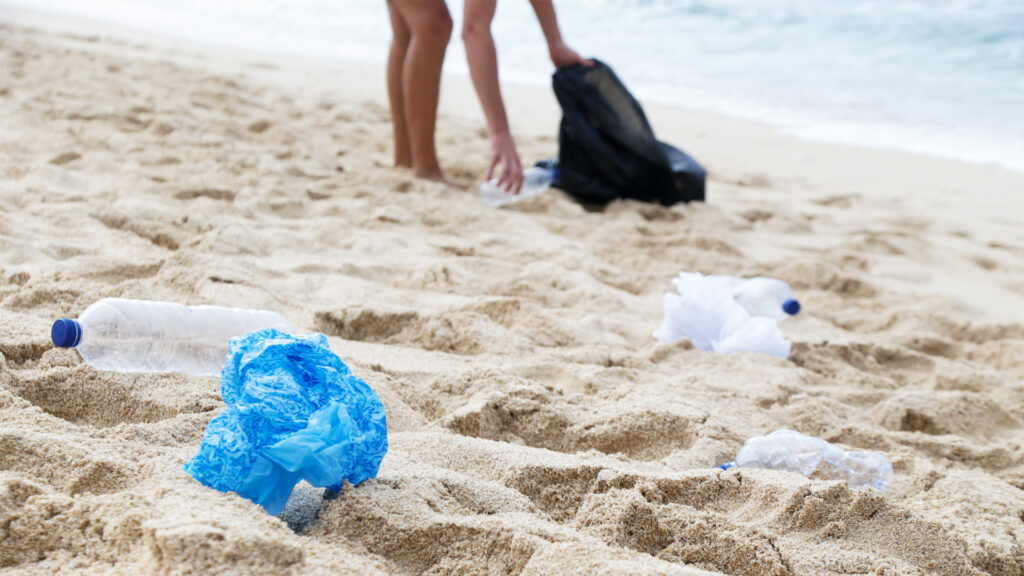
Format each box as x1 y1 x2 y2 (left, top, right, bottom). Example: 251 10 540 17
392 0 452 181
386 1 412 168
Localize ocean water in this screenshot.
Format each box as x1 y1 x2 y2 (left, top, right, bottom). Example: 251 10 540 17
4 0 1022 171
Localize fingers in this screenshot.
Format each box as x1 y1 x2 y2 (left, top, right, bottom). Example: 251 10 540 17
488 133 522 193
550 43 595 69
499 163 513 193
512 160 524 193
504 157 523 194
493 154 522 193
497 158 513 192
486 154 498 182
496 166 509 191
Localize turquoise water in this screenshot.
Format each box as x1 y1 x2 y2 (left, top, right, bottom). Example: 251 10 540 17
5 0 1022 171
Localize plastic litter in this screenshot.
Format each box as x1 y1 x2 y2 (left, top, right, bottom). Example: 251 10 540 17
723 276 800 320
552 60 705 205
184 330 388 515
718 429 893 492
50 298 295 376
653 272 791 358
480 166 556 207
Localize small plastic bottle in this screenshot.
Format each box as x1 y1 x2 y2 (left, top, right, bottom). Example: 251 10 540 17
480 167 555 207
718 429 893 491
723 277 800 320
51 298 295 376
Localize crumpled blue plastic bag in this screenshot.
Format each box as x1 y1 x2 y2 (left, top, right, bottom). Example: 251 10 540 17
184 330 388 515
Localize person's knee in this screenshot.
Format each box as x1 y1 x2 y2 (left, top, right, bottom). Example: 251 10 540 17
412 10 453 41
461 20 486 44
390 32 411 54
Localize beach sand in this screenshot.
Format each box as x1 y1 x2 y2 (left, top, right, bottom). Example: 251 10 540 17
2 14 1023 576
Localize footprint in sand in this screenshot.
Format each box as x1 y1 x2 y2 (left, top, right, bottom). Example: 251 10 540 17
174 188 237 202
48 152 81 166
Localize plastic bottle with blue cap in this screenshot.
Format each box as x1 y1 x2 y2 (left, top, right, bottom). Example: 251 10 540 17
51 298 294 376
480 166 556 207
724 276 801 321
652 272 799 358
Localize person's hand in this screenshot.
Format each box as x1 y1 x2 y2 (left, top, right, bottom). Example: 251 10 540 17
549 40 594 69
488 131 523 194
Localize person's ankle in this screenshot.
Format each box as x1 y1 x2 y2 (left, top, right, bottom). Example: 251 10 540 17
412 166 444 180
410 167 462 190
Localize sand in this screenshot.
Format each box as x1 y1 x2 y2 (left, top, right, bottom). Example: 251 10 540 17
2 12 1024 576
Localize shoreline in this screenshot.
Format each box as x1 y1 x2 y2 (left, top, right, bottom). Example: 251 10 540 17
4 5 1024 326
5 5 1022 322
3 3 1024 178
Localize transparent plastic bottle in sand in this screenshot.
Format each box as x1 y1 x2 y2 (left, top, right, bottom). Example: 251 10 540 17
718 429 893 491
480 167 555 207
718 276 800 320
51 298 295 376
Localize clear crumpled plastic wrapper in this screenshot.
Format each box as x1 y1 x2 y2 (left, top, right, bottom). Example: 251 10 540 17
184 330 388 515
728 429 894 491
653 272 791 358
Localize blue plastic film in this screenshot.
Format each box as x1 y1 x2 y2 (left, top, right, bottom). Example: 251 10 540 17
184 330 388 515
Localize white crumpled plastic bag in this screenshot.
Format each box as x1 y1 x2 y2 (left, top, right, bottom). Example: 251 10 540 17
653 272 791 358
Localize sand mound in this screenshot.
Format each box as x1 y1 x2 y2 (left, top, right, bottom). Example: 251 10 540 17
1 23 1022 575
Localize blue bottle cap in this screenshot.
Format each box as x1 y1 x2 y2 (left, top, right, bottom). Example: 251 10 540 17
717 462 735 471
51 319 82 348
782 299 801 315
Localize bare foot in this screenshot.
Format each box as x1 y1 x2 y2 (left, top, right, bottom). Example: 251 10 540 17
429 174 464 191
414 168 464 190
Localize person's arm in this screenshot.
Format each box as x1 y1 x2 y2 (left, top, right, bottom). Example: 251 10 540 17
528 0 593 68
463 0 523 193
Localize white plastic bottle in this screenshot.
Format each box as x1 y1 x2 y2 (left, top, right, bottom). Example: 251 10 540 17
720 276 800 320
51 298 295 376
480 167 555 207
718 429 893 491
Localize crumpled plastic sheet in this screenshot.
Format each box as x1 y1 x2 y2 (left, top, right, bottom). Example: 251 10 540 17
732 429 894 491
653 272 791 358
184 330 388 515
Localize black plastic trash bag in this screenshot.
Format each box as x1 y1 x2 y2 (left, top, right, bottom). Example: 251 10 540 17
551 60 705 206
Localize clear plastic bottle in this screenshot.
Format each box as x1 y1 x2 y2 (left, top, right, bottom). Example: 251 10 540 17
718 429 893 491
720 276 800 320
51 298 295 376
480 167 555 207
